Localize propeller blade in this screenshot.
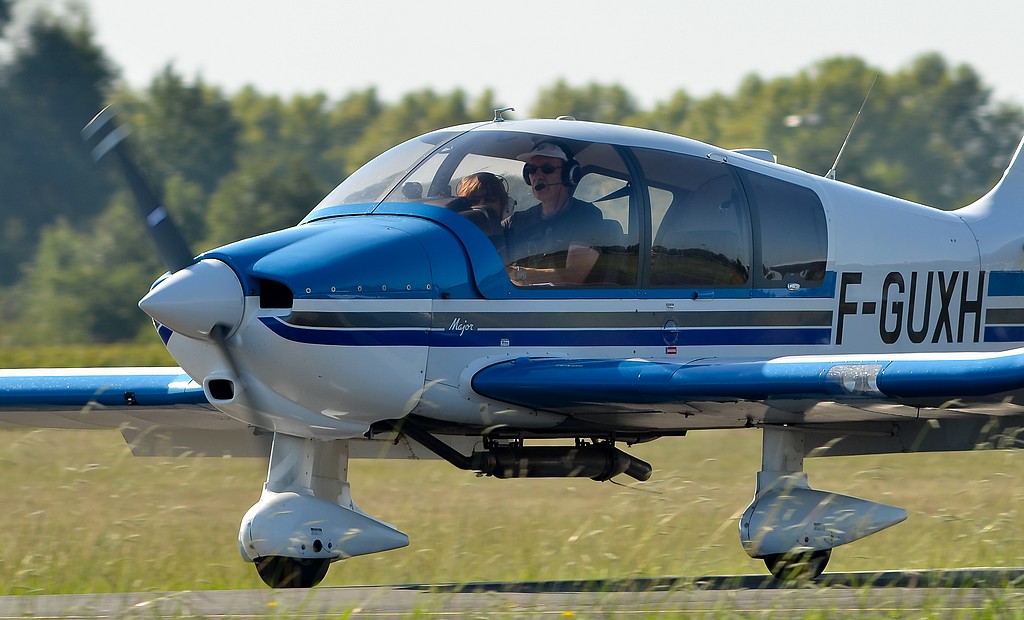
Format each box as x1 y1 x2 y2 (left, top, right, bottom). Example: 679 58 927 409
82 106 195 273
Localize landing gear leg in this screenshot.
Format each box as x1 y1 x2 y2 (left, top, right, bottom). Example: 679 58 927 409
239 433 409 588
739 425 906 581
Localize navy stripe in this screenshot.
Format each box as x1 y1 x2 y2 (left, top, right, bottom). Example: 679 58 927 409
261 317 831 348
157 324 173 345
985 326 1024 342
675 328 831 346
987 271 1024 297
444 328 831 347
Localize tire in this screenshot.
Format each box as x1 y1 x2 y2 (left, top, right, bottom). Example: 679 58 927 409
255 556 331 588
763 549 831 581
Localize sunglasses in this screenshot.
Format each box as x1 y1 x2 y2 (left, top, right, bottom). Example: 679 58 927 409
465 194 497 205
524 163 562 176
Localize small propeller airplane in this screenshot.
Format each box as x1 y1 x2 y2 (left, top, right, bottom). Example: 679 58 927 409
2 105 1024 588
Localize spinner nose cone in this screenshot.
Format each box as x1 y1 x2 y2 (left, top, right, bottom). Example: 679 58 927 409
139 259 245 340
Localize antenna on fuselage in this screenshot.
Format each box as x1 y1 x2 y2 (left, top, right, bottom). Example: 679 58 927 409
493 107 515 122
826 73 879 180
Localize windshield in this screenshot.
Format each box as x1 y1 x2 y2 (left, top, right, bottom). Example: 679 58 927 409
306 123 645 288
377 128 640 287
308 129 463 215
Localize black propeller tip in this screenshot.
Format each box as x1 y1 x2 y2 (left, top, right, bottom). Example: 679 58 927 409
81 106 196 274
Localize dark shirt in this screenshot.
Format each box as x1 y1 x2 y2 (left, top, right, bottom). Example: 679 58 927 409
504 197 604 269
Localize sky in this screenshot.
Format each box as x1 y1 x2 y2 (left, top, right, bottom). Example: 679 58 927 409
83 0 1024 114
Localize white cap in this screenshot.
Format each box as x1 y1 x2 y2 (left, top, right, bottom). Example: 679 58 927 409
517 142 568 162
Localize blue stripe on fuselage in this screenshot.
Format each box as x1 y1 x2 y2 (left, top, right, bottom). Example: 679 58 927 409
985 326 1024 342
259 316 831 348
987 271 1024 296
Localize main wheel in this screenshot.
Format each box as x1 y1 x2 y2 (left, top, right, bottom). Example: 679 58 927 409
763 549 831 581
255 556 331 588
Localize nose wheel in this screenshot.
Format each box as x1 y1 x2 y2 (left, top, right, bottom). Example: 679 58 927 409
763 549 831 581
255 556 331 588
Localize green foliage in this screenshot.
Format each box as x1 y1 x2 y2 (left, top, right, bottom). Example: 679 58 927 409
110 68 242 251
533 80 640 124
8 199 161 345
204 153 329 246
0 341 174 367
342 88 493 175
0 5 115 284
873 53 1021 206
117 67 241 195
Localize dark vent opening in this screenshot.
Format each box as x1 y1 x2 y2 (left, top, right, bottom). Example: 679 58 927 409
259 279 294 309
207 379 235 401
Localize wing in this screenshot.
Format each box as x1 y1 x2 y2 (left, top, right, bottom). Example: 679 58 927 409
0 366 275 456
0 366 464 460
0 366 216 427
471 350 1024 455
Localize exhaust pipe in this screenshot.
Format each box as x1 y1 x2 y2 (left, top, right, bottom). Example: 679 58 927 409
471 444 652 482
391 419 652 482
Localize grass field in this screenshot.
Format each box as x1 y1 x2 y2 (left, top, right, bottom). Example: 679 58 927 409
1 426 1021 596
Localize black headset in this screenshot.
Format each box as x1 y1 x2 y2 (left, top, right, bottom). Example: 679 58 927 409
522 141 582 188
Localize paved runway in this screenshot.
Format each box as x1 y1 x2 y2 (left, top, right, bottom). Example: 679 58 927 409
1 569 1022 618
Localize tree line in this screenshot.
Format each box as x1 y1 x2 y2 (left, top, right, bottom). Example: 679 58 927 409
1 1 1022 345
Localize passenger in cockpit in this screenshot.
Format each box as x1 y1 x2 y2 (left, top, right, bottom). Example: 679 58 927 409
450 172 510 236
448 172 511 255
504 142 603 286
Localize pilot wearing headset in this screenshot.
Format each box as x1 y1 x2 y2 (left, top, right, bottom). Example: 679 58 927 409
504 142 603 285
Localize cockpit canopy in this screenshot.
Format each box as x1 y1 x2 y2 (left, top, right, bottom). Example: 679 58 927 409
306 120 828 292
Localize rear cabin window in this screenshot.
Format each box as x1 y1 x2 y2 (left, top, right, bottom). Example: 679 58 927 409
737 170 827 288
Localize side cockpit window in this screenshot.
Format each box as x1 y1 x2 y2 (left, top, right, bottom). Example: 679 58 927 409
636 149 752 288
385 130 642 288
737 170 827 288
502 141 640 287
565 163 638 286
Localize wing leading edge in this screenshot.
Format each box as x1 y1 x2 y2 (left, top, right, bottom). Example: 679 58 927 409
0 367 216 429
0 367 275 457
